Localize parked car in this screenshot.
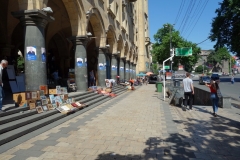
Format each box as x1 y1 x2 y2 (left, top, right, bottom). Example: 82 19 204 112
211 73 220 81
199 76 210 85
148 74 159 84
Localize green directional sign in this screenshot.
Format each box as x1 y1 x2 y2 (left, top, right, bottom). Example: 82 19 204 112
175 47 192 56
164 66 170 69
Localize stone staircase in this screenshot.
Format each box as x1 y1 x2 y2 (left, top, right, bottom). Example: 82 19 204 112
0 85 130 149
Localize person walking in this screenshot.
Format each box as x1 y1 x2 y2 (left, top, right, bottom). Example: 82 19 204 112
0 60 8 112
205 80 219 117
182 72 194 111
231 75 234 84
145 76 148 85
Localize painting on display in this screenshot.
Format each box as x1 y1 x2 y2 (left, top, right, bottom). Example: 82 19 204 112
26 46 37 61
76 58 84 67
41 48 46 62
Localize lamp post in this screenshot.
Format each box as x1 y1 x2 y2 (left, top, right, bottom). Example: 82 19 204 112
164 24 174 70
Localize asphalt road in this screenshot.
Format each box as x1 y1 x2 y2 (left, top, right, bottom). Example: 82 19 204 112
193 78 240 101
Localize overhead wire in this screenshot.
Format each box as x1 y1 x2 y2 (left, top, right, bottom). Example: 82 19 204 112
186 0 209 39
174 0 184 25
183 0 202 37
181 0 196 36
178 0 194 33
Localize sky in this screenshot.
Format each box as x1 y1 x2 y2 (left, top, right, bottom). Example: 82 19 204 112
148 0 222 50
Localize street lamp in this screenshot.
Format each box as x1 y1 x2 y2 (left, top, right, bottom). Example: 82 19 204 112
164 24 174 70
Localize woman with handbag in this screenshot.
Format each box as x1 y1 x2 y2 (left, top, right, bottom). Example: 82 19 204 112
205 80 220 117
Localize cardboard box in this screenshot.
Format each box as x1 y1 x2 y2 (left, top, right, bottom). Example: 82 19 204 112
13 93 26 103
49 89 56 95
19 101 28 107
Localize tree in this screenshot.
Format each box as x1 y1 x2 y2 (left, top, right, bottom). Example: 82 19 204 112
207 47 235 65
151 23 201 72
210 0 240 56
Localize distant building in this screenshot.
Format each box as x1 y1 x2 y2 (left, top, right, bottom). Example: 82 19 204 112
195 50 212 68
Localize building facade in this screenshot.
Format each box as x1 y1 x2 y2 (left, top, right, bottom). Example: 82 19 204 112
0 0 150 91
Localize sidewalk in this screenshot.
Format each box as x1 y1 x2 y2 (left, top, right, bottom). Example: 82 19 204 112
0 85 240 160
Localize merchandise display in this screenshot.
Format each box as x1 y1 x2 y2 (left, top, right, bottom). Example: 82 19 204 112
12 85 87 114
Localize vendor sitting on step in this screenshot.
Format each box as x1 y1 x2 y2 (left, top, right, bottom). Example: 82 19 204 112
105 79 116 88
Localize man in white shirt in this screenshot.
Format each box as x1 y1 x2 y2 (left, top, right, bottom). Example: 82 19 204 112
0 60 8 112
182 72 194 111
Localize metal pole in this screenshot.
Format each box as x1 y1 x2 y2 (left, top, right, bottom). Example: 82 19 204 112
230 56 231 74
170 25 172 70
163 50 175 101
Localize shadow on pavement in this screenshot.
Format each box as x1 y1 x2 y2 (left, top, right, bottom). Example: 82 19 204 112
94 108 240 160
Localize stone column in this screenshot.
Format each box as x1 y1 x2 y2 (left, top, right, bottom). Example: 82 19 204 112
106 54 111 79
111 54 118 80
130 62 133 79
98 48 107 87
120 58 125 82
133 64 136 79
69 36 88 91
12 10 54 91
125 60 130 81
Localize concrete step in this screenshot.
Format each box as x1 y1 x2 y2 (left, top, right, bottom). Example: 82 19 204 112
0 86 130 146
0 113 66 146
0 110 58 134
0 109 37 125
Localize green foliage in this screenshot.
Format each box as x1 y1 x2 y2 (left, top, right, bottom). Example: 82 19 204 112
150 63 158 74
17 56 24 70
195 65 209 73
207 47 233 65
152 23 201 73
210 0 240 56
195 65 203 73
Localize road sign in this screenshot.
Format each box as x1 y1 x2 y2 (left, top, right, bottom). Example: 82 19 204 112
164 66 170 69
175 47 192 56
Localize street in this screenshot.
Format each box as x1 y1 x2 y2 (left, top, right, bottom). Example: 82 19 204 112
193 75 240 101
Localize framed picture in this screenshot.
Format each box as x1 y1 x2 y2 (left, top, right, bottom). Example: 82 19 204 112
60 95 64 100
25 92 32 100
54 96 62 104
41 99 48 105
40 95 47 99
42 105 48 111
49 95 55 104
31 92 37 99
39 90 45 96
52 103 57 109
47 104 54 110
56 107 64 112
61 87 68 94
36 106 43 113
56 86 61 94
39 85 48 94
29 103 36 110
36 100 41 107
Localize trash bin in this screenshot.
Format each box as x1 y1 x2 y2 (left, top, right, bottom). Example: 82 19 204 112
156 82 163 92
174 80 180 87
